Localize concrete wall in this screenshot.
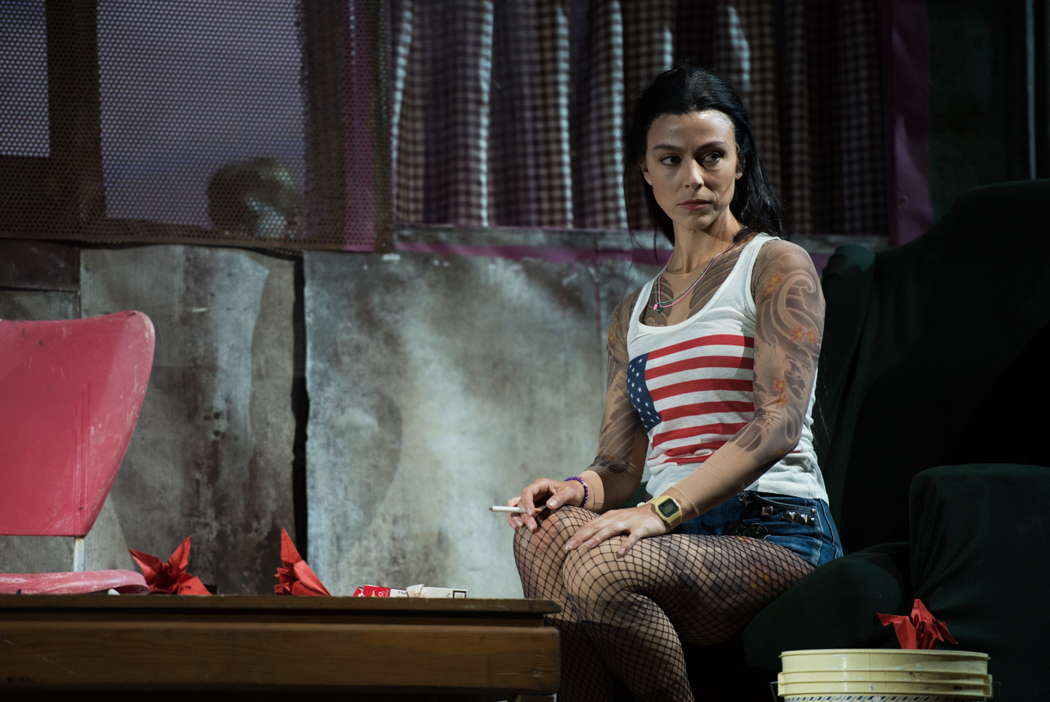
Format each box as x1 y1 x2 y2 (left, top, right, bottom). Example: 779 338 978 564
1 236 661 597
303 236 657 596
77 245 297 594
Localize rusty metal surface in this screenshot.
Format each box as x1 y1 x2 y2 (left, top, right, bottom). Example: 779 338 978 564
0 241 80 291
1 231 660 596
0 498 134 575
0 289 79 321
303 248 659 597
80 246 296 594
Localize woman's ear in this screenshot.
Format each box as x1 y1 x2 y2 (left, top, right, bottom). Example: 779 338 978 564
640 160 653 186
735 158 744 180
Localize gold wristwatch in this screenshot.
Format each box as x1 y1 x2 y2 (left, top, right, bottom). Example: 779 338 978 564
647 494 684 530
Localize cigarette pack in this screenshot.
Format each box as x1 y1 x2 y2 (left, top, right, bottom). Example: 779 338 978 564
406 584 469 598
352 584 408 598
351 583 468 598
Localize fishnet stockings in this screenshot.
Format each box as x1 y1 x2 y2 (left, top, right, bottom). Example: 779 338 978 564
514 506 813 702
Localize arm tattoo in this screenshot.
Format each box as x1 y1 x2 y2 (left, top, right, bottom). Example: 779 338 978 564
733 242 824 461
592 291 645 473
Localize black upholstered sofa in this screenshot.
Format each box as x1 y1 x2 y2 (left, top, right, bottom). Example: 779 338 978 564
685 179 1050 702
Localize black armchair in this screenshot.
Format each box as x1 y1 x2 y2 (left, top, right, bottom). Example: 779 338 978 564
689 179 1050 702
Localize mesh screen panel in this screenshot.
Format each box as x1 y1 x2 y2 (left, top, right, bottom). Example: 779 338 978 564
2 1 886 250
0 1 49 158
98 0 305 239
0 0 381 249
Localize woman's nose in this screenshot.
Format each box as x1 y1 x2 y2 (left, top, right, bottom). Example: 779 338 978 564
682 160 704 189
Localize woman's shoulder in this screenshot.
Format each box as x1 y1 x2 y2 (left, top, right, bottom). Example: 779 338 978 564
617 285 646 315
607 285 645 348
754 237 818 275
750 237 820 300
612 285 645 326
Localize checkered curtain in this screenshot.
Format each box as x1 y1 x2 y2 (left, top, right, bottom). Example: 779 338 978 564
385 0 885 238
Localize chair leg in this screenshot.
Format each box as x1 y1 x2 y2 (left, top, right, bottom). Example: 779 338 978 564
73 536 85 572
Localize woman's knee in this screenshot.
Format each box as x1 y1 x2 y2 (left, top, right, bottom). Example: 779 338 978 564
563 538 640 607
513 506 593 565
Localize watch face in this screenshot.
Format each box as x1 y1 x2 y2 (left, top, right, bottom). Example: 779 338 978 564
658 499 678 517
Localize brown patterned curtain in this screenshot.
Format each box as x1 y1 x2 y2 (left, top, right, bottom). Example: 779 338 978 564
0 1 885 250
385 0 886 241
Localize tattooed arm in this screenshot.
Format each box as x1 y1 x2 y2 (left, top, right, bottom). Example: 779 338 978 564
508 290 648 528
575 290 649 512
661 240 825 520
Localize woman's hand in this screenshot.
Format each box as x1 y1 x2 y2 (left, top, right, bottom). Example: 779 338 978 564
505 477 587 531
564 504 669 556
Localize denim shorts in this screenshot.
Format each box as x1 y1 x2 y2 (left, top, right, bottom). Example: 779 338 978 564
676 491 843 568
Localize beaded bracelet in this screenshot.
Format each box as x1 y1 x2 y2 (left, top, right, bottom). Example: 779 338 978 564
564 476 588 508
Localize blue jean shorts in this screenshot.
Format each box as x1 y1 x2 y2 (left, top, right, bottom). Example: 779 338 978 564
676 491 843 568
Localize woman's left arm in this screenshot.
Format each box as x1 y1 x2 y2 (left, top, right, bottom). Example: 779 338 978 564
566 240 824 553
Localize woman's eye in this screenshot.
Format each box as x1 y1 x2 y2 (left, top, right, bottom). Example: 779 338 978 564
702 151 724 166
659 155 680 166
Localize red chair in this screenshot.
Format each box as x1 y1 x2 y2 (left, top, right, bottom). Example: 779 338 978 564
0 311 154 594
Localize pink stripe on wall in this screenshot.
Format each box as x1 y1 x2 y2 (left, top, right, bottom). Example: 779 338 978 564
394 239 670 265
882 0 933 246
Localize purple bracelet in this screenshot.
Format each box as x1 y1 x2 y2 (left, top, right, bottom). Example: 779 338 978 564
564 476 588 508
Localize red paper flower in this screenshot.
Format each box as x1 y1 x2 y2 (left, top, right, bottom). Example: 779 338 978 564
274 528 331 596
128 535 211 595
878 598 959 649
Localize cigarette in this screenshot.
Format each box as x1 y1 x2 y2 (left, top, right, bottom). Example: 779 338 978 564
490 505 527 514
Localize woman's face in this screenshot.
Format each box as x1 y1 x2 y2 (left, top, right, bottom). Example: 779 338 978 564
641 110 743 236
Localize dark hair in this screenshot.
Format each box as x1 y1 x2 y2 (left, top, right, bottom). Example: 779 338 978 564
625 64 783 243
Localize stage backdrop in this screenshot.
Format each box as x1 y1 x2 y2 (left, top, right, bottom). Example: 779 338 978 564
304 229 658 597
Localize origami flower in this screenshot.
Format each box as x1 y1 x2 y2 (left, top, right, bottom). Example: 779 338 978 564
878 598 959 649
274 528 331 596
128 535 211 595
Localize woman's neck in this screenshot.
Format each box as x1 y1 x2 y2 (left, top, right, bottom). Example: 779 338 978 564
666 214 744 274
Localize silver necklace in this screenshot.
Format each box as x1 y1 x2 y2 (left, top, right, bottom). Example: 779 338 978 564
650 239 739 312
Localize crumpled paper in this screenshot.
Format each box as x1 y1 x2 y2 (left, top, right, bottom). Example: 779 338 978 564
878 598 959 649
274 528 331 596
128 535 211 595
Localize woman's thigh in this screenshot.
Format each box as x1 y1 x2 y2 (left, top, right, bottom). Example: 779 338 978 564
567 531 813 646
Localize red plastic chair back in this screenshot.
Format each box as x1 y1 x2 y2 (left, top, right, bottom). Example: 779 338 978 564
0 311 155 537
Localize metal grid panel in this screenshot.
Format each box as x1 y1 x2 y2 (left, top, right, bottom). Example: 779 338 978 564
1 0 382 250
0 1 49 158
97 0 306 239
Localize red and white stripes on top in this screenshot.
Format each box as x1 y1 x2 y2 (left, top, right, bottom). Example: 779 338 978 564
627 234 828 503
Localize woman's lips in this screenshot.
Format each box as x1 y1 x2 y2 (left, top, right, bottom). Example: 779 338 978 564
678 200 711 211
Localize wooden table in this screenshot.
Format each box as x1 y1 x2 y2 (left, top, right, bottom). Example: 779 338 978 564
0 594 560 700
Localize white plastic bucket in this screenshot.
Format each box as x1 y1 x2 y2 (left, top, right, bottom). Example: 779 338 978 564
779 697 977 702
777 649 992 701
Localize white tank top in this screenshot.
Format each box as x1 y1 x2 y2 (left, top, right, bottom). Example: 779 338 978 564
626 233 829 503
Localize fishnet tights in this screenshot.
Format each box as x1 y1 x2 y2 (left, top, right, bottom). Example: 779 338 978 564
514 506 813 701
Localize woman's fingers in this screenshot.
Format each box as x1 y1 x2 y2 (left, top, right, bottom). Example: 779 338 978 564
510 477 587 532
545 487 565 510
563 506 666 553
520 479 555 532
546 480 584 511
617 530 644 556
576 522 624 551
564 518 610 551
504 496 523 529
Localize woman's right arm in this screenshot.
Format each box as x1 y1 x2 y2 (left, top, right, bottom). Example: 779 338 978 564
507 291 648 530
580 290 648 510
